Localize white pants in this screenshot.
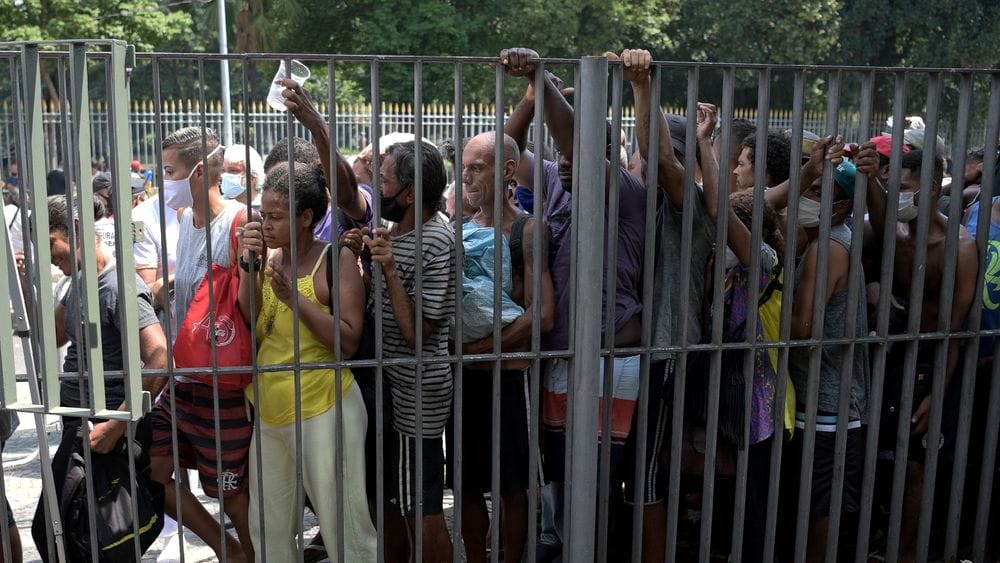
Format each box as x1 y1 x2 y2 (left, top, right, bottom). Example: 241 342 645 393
248 384 376 562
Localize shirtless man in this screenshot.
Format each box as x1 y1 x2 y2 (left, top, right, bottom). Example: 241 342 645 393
855 143 978 563
453 130 555 563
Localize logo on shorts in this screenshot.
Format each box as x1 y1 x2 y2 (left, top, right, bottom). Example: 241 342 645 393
193 313 238 347
221 471 240 492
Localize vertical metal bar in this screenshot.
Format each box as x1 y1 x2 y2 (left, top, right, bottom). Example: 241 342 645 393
240 53 266 562
526 59 547 563
21 46 67 415
914 73 949 563
885 72 941 563
370 59 387 563
941 71 977 563
280 55 306 563
328 56 348 563
564 55 608 563
490 61 504 563
854 70 908 563
412 59 425 563
193 56 231 563
451 61 465 563
825 68 872 563
701 61 730 563
597 59 624 563
764 67 802 563
106 41 144 420
793 68 841 563
150 53 187 563
972 73 1000 563
730 67 771 563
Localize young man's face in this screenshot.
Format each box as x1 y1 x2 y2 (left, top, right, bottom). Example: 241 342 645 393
733 147 754 191
899 167 942 206
49 230 74 276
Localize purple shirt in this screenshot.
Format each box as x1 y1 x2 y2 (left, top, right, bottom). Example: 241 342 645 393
537 157 647 351
313 183 375 241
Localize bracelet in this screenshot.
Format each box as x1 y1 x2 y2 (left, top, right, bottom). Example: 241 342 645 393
239 255 262 273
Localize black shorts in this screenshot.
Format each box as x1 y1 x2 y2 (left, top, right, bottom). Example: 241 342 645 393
385 424 445 517
880 343 960 463
781 424 865 518
446 368 530 495
619 359 672 505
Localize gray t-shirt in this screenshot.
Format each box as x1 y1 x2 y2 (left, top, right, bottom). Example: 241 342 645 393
788 224 870 423
173 204 242 343
650 188 716 361
61 262 160 410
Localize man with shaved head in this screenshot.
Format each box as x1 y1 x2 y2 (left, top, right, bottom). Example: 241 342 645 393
450 131 555 562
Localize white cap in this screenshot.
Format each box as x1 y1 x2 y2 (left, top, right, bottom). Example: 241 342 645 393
224 144 266 184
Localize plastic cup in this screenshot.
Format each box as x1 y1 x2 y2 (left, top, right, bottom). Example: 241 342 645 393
266 60 310 111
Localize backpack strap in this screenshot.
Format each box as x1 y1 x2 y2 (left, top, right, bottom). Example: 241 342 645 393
509 213 530 281
326 243 335 292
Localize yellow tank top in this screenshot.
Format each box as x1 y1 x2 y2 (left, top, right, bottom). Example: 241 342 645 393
248 245 355 426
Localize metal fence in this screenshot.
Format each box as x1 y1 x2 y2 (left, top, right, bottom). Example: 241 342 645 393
1 41 1000 563
3 99 988 176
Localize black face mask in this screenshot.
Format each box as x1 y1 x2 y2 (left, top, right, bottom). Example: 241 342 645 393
381 184 412 222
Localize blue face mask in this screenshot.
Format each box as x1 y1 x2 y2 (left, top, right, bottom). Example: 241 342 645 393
220 172 246 200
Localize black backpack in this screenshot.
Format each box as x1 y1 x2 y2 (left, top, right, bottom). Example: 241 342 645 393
37 428 164 562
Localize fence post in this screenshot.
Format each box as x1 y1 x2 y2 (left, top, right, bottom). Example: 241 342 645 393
565 55 608 563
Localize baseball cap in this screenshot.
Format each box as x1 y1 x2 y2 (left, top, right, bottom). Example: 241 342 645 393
833 160 858 198
130 172 147 196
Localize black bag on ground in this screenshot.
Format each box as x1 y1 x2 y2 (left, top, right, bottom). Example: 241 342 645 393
34 425 164 562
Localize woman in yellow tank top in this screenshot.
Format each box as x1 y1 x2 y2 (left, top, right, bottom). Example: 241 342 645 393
237 161 376 561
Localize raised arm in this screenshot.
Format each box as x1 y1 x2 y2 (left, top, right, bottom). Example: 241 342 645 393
698 103 752 266
501 48 575 160
280 79 369 222
617 49 685 208
852 141 888 240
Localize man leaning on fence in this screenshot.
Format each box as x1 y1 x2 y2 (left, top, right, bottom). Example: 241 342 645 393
357 139 456 563
23 194 168 560
146 126 255 562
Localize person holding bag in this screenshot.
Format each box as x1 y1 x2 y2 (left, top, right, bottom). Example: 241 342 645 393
238 161 376 561
146 127 254 563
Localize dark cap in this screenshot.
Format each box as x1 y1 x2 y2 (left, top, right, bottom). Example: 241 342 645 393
92 172 112 192
666 114 688 158
130 172 146 196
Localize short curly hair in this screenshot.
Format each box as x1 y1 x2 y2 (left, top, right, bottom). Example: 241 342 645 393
729 190 784 257
742 131 791 187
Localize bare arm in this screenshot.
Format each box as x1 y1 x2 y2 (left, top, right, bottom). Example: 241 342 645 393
281 79 369 222
619 49 685 207
500 48 575 161
364 226 437 350
697 103 753 266
89 322 168 453
790 242 850 340
853 141 889 241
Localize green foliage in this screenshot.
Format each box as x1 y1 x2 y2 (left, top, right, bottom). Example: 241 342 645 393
1 0 191 50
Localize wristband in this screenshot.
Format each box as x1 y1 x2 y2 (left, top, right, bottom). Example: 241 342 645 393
239 255 262 273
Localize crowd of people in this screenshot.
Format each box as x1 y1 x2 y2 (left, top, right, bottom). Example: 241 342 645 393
2 46 1000 563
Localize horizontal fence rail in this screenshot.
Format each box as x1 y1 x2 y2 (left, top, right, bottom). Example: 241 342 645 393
0 44 999 563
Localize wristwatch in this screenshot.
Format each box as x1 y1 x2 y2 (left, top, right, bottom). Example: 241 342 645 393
239 255 262 273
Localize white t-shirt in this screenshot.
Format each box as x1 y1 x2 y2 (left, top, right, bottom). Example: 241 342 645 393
132 197 180 280
95 216 116 249
3 203 23 253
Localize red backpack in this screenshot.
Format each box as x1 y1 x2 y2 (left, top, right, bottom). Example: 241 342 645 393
172 209 253 391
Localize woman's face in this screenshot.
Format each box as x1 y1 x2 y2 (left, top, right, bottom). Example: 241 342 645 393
259 190 311 249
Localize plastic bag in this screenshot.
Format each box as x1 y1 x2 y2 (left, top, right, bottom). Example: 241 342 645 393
461 223 524 342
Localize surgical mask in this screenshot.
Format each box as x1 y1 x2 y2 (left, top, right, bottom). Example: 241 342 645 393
381 184 411 223
897 191 918 222
797 197 822 228
220 172 246 200
162 145 222 210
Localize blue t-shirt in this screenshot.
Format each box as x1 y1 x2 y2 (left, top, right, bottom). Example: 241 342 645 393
966 197 1000 359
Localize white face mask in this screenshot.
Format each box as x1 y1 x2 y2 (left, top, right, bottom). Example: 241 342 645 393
797 197 822 228
162 145 222 210
897 191 918 222
220 172 246 200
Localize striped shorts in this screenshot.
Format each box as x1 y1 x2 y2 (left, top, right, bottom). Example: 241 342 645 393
148 381 253 499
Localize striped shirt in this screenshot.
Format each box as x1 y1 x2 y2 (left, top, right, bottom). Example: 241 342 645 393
371 214 456 437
